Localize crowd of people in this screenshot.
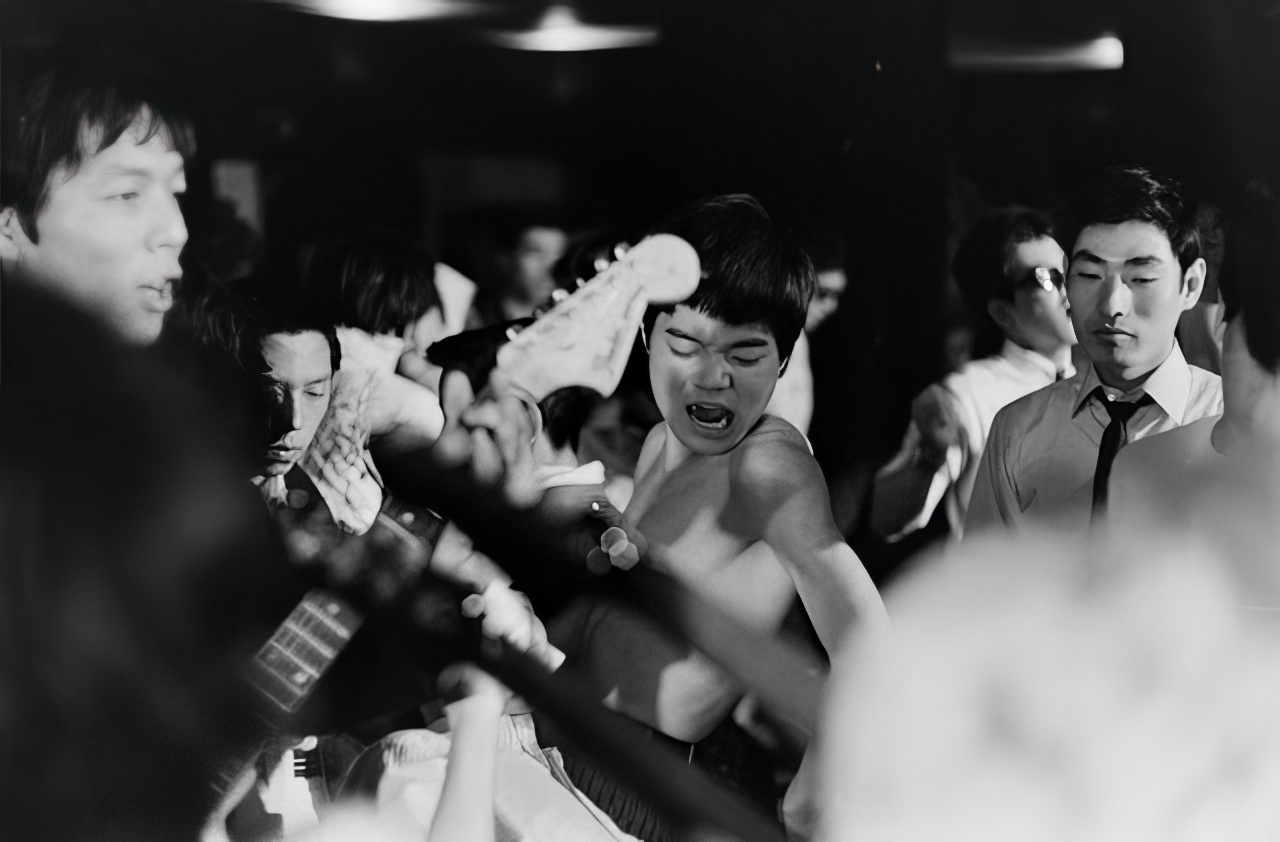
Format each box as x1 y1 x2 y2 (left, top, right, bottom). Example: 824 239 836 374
4 47 1280 842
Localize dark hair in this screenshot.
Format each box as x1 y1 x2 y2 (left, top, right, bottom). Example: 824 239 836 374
952 206 1057 352
190 271 341 377
0 48 196 243
647 194 814 362
302 229 439 335
1219 185 1280 373
1063 165 1202 272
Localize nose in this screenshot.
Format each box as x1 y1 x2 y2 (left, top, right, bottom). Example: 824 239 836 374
267 391 304 442
149 191 189 255
692 353 731 390
1097 273 1131 320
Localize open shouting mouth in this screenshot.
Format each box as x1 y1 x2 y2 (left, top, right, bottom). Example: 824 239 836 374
686 403 734 430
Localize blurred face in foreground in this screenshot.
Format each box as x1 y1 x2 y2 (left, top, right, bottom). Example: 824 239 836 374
0 114 188 344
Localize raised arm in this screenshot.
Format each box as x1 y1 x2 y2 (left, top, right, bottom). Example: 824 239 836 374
870 384 964 540
732 430 889 656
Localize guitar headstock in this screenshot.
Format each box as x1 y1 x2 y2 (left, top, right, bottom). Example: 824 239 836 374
494 233 700 403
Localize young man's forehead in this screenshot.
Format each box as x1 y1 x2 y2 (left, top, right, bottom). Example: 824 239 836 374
664 305 777 342
1071 220 1176 263
261 331 334 378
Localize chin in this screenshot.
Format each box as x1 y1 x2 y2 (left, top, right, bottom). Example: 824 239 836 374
260 461 293 477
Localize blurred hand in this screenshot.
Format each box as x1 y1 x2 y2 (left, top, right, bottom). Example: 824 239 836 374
533 484 648 574
434 369 542 507
912 387 961 470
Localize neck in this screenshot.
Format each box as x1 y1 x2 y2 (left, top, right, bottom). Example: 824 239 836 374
1027 341 1073 372
1215 386 1280 456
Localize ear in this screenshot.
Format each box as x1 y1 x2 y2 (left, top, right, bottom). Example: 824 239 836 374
0 206 28 264
1180 257 1206 312
986 298 1017 336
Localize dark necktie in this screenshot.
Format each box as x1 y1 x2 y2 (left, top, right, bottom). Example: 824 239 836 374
1090 388 1154 519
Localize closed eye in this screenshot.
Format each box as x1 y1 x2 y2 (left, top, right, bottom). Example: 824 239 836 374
732 357 765 366
110 192 141 202
667 339 699 356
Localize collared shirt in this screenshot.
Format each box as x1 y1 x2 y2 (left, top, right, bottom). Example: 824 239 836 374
1108 415 1221 526
876 340 1072 540
965 342 1223 534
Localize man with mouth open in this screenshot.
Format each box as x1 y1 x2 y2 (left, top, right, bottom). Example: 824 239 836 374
548 195 888 839
1 52 193 346
965 166 1223 534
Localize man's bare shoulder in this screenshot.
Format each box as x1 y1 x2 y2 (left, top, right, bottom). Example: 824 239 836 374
730 415 822 495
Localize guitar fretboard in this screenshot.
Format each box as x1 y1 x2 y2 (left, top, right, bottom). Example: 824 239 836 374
247 589 364 713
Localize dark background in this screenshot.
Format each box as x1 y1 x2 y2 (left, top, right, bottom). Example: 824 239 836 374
5 0 1280 564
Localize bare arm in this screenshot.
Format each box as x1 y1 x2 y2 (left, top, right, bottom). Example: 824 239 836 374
733 429 889 656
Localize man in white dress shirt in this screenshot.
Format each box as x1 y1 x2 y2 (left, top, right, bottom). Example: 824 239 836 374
872 207 1076 541
966 166 1223 535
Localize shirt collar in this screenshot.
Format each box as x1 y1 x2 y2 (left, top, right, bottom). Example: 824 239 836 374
1071 342 1192 422
998 339 1072 381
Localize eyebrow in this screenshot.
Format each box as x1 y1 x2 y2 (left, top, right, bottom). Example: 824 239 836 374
100 162 186 180
304 377 332 388
1071 249 1165 267
665 328 770 350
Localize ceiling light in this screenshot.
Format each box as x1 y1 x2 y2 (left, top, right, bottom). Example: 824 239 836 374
480 4 659 51
265 0 491 22
950 35 1124 73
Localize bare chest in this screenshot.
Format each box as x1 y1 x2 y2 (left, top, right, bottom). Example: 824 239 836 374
628 458 757 583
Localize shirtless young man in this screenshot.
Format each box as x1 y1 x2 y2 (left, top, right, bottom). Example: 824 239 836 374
552 194 888 833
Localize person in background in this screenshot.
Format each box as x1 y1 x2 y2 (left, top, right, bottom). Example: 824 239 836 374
766 227 848 434
965 166 1223 534
467 214 569 327
872 207 1075 542
1110 185 1280 522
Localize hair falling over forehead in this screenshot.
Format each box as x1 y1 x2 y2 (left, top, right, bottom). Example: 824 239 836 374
1 49 196 242
1064 165 1202 272
646 193 815 362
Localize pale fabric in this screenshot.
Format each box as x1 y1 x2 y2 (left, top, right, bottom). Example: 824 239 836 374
346 720 640 842
965 343 1223 535
765 330 814 434
409 262 479 350
876 340 1070 541
1109 415 1221 527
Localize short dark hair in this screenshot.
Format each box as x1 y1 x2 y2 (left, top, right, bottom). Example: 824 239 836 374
302 229 439 335
953 206 1057 309
647 194 814 362
1063 165 1202 272
190 271 341 377
1219 185 1280 374
0 48 196 243
951 206 1056 353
